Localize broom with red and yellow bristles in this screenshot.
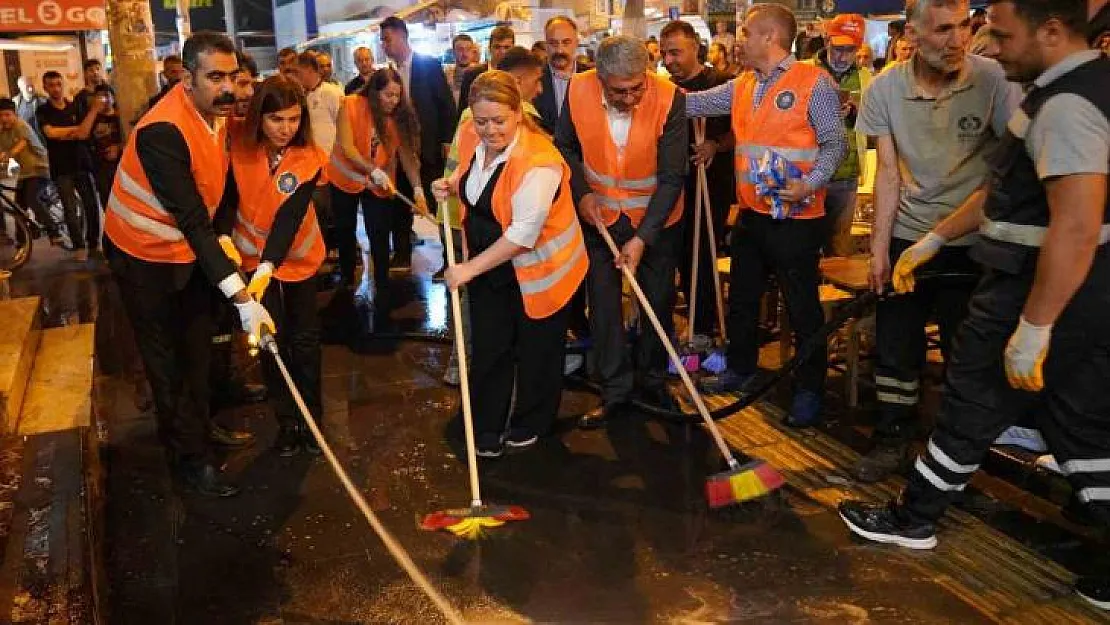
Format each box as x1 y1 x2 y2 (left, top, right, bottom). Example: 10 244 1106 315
595 225 785 508
420 199 530 538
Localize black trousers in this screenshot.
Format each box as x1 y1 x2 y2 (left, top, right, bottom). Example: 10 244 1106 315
115 266 213 466
95 161 119 209
259 276 322 428
678 175 725 335
54 171 100 251
333 185 400 295
468 271 570 438
902 251 1110 526
874 238 978 441
726 211 826 392
585 215 680 405
392 175 417 264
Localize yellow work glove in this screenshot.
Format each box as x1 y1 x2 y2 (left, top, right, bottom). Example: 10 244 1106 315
247 262 273 302
1004 317 1051 392
891 232 947 294
218 235 242 268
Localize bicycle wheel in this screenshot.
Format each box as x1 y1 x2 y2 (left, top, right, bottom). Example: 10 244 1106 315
0 208 33 272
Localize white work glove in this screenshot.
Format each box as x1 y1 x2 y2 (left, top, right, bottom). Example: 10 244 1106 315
234 298 276 345
369 168 393 193
1005 317 1051 392
891 232 947 294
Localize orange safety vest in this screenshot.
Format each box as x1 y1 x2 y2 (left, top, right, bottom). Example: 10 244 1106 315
229 139 327 283
454 122 588 320
326 94 396 198
566 70 683 229
732 63 827 219
103 83 229 263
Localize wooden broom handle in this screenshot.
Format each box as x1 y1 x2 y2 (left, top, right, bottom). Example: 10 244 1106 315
439 201 484 507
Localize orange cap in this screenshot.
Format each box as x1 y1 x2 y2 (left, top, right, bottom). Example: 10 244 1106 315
827 13 866 48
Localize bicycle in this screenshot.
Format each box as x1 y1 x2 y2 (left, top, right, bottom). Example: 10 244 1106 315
0 181 36 272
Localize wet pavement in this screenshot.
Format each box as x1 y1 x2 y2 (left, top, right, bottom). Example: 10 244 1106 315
7 232 1107 623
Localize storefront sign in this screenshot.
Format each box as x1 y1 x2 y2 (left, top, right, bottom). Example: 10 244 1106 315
0 1 107 32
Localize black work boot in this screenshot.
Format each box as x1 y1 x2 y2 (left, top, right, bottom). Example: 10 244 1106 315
851 439 912 483
300 425 322 456
274 424 301 457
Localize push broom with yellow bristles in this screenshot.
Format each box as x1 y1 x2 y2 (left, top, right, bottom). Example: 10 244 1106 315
420 200 529 538
596 225 784 508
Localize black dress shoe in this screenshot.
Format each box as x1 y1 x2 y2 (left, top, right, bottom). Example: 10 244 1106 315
232 382 267 404
179 463 240 498
300 426 323 456
208 424 256 448
274 425 301 457
578 403 627 430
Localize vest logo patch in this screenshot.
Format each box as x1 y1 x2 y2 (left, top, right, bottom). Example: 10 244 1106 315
958 114 984 140
775 90 797 111
277 172 298 194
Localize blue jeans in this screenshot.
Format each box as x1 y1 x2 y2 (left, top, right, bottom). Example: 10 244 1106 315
823 179 858 256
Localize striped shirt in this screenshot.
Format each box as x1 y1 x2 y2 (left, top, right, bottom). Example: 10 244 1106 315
685 54 847 191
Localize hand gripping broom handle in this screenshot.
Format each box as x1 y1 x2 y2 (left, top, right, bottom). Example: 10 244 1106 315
595 225 739 469
438 201 484 508
688 119 705 346
258 332 465 624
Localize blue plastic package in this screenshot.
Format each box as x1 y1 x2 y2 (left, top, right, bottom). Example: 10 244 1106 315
746 150 811 219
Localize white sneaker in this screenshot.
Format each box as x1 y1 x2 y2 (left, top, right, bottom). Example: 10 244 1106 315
563 353 584 375
993 426 1048 453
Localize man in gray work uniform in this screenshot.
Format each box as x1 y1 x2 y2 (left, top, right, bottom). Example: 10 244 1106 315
853 0 1021 482
841 0 1110 608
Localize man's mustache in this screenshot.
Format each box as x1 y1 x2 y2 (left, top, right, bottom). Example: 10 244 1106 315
213 93 236 106
550 52 571 62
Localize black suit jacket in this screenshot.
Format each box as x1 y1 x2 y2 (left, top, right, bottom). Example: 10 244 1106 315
456 63 487 123
405 53 456 190
532 62 593 134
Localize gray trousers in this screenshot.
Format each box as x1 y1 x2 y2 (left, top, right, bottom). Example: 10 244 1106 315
584 214 680 405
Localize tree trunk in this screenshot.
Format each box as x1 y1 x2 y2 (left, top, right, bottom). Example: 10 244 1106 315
106 0 160 134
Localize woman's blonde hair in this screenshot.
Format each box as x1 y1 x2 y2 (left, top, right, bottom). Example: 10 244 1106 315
468 69 541 134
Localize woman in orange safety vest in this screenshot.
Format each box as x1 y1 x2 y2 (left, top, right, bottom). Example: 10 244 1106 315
226 76 328 456
432 71 588 458
329 67 427 330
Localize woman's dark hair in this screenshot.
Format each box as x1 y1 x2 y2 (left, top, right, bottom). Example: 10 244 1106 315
363 67 419 158
243 75 313 149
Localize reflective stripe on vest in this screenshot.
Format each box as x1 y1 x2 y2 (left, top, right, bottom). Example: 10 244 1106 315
519 242 587 295
513 218 582 269
107 194 184 242
734 144 820 163
584 164 658 191
232 210 320 261
596 195 651 210
981 218 1110 247
117 169 171 217
328 152 364 184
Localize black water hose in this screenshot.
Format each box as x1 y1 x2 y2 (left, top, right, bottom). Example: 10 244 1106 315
355 272 981 424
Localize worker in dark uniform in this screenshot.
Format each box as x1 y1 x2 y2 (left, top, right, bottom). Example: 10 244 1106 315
103 33 275 498
227 76 328 457
838 0 1110 609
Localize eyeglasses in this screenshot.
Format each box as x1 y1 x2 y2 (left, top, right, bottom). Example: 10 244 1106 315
602 79 646 98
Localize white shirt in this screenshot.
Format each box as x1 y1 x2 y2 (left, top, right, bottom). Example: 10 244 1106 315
601 94 633 149
305 80 343 154
550 61 576 116
391 50 414 101
464 131 562 248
